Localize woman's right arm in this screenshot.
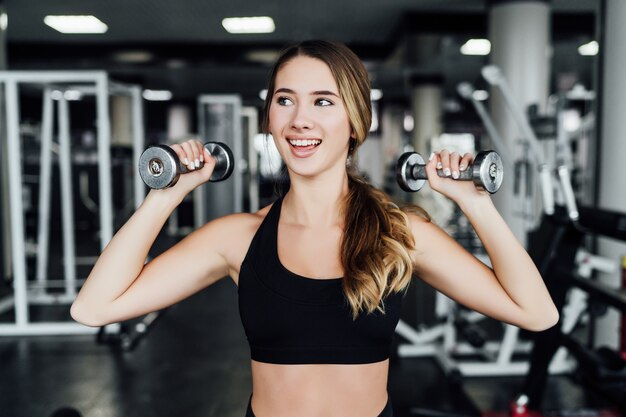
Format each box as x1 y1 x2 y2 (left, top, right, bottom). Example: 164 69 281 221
71 141 232 326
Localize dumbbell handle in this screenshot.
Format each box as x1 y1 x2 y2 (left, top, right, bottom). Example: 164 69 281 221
409 165 474 182
177 143 225 174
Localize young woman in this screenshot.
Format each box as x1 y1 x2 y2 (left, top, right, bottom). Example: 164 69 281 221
71 40 558 417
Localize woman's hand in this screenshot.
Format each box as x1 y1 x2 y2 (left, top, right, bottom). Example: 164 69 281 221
150 139 217 200
425 150 489 204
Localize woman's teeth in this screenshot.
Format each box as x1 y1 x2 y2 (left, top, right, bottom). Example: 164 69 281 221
288 139 321 147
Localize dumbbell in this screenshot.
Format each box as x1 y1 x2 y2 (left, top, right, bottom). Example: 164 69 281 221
396 150 504 194
138 141 234 189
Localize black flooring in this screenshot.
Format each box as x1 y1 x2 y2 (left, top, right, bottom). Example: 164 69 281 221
0 275 612 417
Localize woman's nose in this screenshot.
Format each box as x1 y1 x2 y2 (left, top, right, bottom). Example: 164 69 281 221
290 105 314 130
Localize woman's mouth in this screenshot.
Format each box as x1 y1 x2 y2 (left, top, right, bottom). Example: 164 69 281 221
287 138 322 157
288 138 321 148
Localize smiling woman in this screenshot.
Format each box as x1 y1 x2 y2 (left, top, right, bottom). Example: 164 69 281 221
70 40 558 417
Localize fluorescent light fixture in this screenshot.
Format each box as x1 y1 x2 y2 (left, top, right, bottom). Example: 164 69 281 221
113 51 154 63
142 89 173 101
0 13 8 31
222 16 275 34
460 39 491 56
578 40 598 56
370 89 383 101
472 90 489 101
246 50 280 63
44 15 108 34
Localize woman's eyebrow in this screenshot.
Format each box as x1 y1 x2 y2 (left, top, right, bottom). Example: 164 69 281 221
311 90 339 97
274 87 339 97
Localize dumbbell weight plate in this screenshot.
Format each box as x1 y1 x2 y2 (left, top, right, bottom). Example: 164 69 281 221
205 141 234 182
396 152 426 192
138 145 180 189
473 151 504 194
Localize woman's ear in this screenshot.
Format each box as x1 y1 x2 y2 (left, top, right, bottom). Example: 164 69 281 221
348 137 357 153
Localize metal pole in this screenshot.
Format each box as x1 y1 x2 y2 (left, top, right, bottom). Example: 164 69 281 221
35 89 54 291
596 0 626 350
57 96 77 297
194 101 206 227
96 74 113 249
131 86 145 209
5 80 29 326
242 107 259 212
233 96 243 213
0 2 10 284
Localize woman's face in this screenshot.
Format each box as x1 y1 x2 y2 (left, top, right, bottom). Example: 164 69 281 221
268 55 353 179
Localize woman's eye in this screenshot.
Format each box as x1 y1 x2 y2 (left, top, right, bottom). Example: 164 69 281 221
277 96 294 106
316 98 333 106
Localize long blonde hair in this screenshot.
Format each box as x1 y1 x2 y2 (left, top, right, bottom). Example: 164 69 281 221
262 40 429 319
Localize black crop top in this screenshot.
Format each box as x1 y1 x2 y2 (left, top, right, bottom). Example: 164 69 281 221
238 196 403 365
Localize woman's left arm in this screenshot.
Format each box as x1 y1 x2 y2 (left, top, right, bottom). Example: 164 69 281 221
409 150 559 331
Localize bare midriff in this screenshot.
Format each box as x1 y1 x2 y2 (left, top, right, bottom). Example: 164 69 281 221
250 359 390 417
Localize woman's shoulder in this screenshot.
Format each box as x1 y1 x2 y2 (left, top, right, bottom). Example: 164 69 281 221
193 201 278 271
204 200 275 237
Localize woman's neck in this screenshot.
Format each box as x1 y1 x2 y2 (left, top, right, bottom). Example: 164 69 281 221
282 169 350 227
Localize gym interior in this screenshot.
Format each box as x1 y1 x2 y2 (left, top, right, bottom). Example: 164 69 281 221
1 0 625 416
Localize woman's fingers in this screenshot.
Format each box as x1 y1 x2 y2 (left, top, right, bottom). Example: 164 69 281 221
449 152 461 179
183 141 202 170
460 153 474 172
173 139 205 171
438 149 451 177
431 149 475 180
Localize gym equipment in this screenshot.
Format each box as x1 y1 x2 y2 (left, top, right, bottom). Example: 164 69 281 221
196 95 244 226
517 204 626 412
97 311 161 352
456 83 513 169
138 141 234 189
0 71 144 337
396 150 504 194
468 66 555 217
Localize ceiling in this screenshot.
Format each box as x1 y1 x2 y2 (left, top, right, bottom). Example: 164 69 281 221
4 0 600 105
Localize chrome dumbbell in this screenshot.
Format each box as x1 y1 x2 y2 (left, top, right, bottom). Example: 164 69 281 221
138 141 234 189
396 150 504 194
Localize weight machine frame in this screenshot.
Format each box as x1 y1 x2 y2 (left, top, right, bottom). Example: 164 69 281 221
0 71 145 336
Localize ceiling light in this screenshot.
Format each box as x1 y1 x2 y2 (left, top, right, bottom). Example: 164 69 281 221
370 89 383 101
578 40 598 56
142 90 173 101
44 15 108 34
0 13 8 31
222 16 275 34
113 51 154 63
259 89 268 101
460 39 491 56
246 50 280 64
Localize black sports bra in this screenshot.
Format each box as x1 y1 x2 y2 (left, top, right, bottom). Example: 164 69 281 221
237 196 403 364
